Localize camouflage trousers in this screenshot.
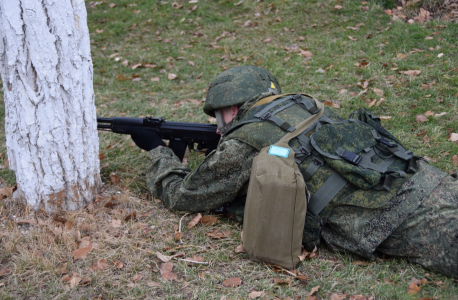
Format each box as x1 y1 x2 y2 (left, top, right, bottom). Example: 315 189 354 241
377 174 458 278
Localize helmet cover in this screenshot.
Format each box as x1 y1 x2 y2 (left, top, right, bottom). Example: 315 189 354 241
203 65 281 116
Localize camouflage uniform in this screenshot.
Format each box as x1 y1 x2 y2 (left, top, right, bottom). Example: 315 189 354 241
147 91 458 278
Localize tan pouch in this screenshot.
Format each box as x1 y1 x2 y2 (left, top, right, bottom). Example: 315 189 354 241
243 98 324 269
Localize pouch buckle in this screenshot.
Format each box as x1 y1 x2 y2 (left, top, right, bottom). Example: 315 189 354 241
300 146 311 156
260 112 272 120
376 138 396 147
312 157 324 166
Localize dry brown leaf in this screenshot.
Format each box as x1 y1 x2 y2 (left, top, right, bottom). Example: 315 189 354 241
69 272 82 288
16 219 37 225
113 260 124 269
90 259 109 271
324 101 341 109
174 232 183 240
452 155 458 165
132 222 147 230
222 277 242 287
131 274 143 282
80 277 92 285
188 99 201 106
160 262 178 281
448 133 458 142
373 88 384 96
368 99 377 108
110 173 120 185
379 116 392 120
249 291 265 299
396 53 408 59
435 112 447 117
187 255 204 262
0 187 12 199
0 267 11 277
111 219 122 228
124 211 137 222
200 215 218 225
187 213 202 229
352 260 369 266
334 5 343 10
424 111 434 117
299 49 313 58
273 278 291 285
400 70 421 76
156 252 173 263
331 293 347 300
144 63 156 69
72 246 92 260
59 264 68 275
309 285 320 296
348 295 368 300
235 244 245 253
263 37 272 43
407 281 421 294
62 274 71 282
376 98 385 106
298 246 319 261
348 36 358 41
168 73 178 80
147 281 161 287
187 61 195 66
415 114 429 123
151 77 160 82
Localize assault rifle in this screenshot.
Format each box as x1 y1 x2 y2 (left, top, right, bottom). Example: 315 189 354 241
97 117 220 161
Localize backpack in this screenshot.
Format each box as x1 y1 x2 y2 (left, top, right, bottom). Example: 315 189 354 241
231 94 422 266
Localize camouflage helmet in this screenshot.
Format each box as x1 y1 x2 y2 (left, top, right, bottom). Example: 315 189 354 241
203 65 281 116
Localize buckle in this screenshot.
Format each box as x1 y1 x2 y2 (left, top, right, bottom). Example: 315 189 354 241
377 138 396 147
340 149 361 165
292 94 302 100
260 112 271 120
300 146 311 156
313 157 324 166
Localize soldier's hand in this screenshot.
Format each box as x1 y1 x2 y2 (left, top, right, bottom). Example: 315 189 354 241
130 129 166 151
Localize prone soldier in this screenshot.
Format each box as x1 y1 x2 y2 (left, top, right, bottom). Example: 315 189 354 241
131 65 458 278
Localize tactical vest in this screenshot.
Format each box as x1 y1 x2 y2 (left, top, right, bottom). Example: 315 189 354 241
224 94 422 250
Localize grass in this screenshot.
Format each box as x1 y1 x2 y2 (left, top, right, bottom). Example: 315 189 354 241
1 0 458 299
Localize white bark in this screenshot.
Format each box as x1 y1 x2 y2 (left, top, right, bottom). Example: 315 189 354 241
0 0 100 211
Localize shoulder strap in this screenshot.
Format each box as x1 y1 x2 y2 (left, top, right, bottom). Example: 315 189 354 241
247 93 296 113
275 99 325 148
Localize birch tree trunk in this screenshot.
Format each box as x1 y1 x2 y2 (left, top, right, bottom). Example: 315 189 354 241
0 0 100 212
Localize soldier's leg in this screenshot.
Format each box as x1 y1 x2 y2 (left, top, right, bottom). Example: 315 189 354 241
377 174 458 278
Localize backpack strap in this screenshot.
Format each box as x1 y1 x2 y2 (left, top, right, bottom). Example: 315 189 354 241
308 173 347 216
225 94 321 136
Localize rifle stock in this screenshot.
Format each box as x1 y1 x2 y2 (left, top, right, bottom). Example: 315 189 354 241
97 116 220 161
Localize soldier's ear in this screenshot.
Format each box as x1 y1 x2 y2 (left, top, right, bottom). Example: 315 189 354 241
230 106 239 119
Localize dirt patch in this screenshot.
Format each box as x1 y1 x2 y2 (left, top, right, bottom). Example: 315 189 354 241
386 0 458 23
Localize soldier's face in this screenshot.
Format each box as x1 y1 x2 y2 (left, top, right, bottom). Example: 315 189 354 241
215 106 239 135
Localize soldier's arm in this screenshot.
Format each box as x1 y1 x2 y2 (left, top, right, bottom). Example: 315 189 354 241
146 139 258 212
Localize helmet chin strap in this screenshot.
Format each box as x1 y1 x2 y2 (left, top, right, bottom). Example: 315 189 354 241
214 110 232 135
